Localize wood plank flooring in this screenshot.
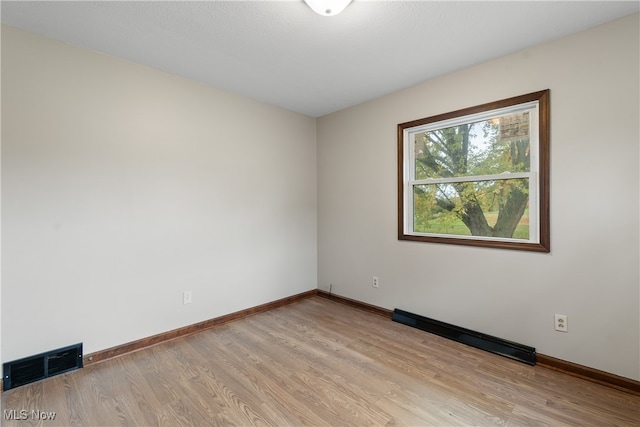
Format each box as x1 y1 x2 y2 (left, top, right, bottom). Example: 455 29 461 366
2 297 639 426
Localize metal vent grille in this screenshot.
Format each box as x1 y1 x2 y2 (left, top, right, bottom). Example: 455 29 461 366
3 343 83 391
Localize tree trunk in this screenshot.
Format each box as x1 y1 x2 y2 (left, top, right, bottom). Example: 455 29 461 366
492 185 528 238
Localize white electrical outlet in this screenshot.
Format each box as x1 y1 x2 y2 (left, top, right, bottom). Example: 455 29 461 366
183 290 192 305
372 276 379 288
554 314 567 332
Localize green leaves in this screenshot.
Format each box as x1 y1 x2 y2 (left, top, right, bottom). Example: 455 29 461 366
412 114 531 238
414 116 530 180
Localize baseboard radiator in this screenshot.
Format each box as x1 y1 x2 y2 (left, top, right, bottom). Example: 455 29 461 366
392 309 536 365
3 343 83 391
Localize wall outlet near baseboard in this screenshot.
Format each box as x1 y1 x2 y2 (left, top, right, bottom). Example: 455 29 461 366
183 290 192 305
554 314 567 332
372 276 379 288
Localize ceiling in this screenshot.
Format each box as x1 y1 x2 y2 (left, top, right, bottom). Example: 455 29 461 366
2 1 638 117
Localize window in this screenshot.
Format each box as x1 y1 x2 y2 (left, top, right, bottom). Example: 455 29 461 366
398 90 549 252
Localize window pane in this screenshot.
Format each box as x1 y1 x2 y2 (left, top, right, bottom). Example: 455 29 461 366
413 178 530 239
414 112 530 180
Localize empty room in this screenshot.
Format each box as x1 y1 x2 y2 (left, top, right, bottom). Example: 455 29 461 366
1 1 639 425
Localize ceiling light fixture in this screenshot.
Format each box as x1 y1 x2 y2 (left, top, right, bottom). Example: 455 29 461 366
303 0 353 16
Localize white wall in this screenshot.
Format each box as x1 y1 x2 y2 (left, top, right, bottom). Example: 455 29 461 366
317 13 640 380
1 25 317 363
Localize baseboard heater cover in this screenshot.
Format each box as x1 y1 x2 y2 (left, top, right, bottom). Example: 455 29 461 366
3 343 83 391
392 309 536 365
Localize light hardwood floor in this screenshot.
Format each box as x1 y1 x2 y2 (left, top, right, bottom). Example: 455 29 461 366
2 297 638 426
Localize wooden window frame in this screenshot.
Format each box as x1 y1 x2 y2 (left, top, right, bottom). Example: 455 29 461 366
397 90 550 252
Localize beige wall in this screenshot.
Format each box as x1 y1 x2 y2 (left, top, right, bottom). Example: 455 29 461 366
317 13 640 379
1 25 317 362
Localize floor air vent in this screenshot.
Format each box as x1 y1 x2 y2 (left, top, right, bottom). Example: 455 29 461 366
392 309 536 365
3 343 83 391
